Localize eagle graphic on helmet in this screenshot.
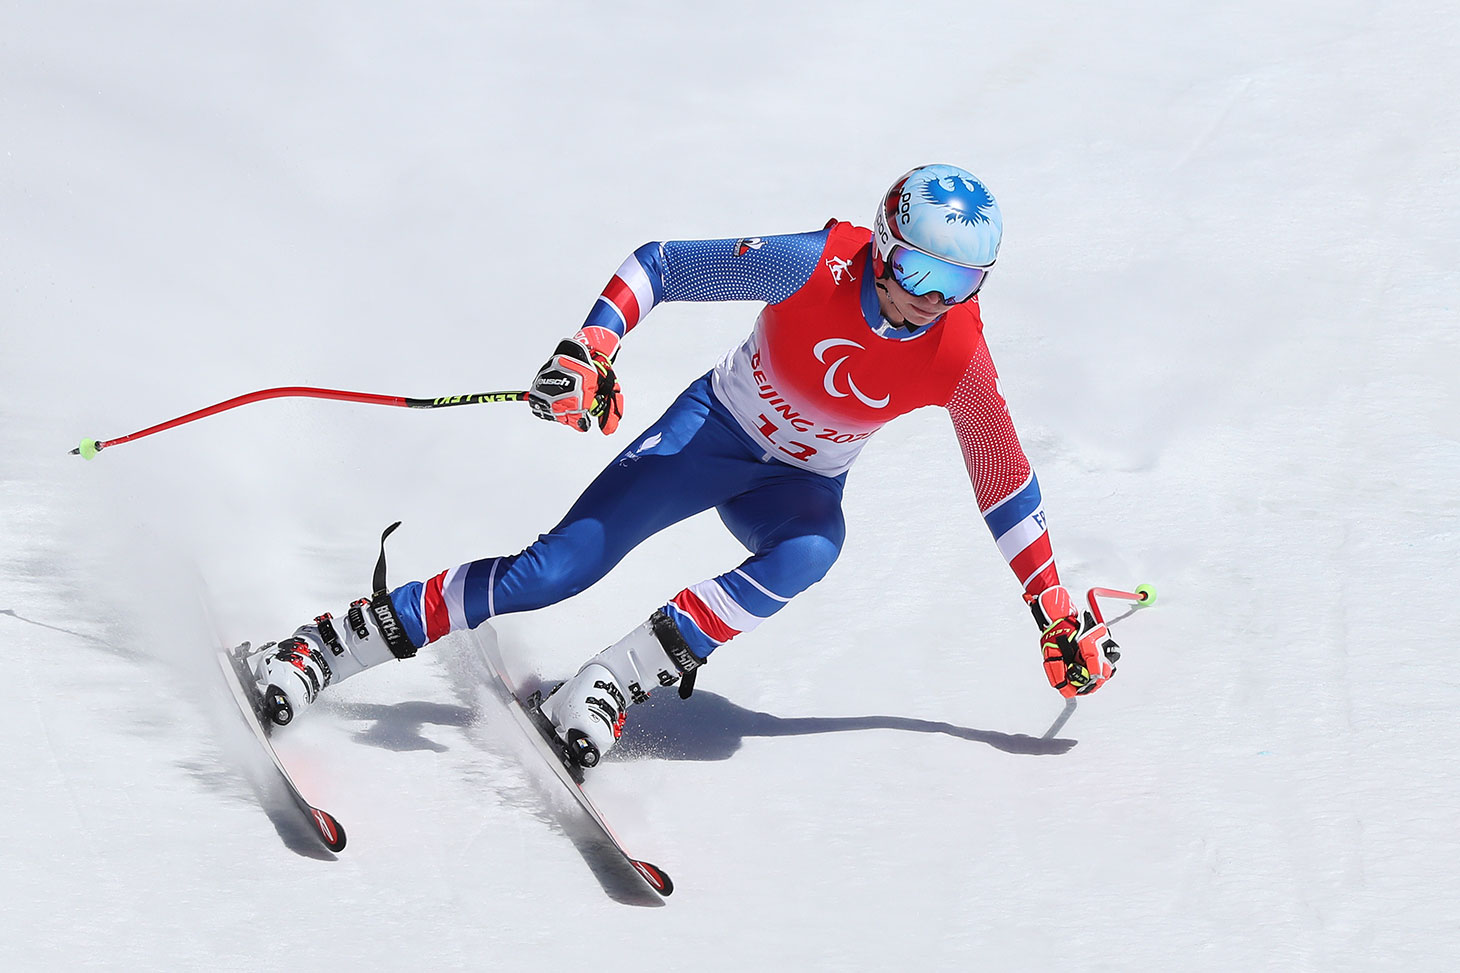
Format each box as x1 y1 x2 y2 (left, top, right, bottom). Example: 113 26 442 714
875 164 1003 271
919 174 997 227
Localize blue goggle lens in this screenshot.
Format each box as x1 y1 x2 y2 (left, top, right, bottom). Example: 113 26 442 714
888 245 989 304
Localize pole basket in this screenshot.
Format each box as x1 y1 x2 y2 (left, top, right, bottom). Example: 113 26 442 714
1086 584 1157 626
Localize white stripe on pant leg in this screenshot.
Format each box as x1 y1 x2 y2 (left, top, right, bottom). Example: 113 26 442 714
689 578 768 634
444 565 469 632
486 557 500 619
733 568 792 603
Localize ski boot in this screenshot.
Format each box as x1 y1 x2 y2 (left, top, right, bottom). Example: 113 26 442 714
254 593 416 727
538 610 704 770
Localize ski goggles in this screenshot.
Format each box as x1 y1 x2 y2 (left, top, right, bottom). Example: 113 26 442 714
885 244 991 305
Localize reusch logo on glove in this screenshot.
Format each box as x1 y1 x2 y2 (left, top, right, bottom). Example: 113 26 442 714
533 366 576 393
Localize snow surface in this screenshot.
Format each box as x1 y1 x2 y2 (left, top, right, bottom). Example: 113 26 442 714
3 1 1458 969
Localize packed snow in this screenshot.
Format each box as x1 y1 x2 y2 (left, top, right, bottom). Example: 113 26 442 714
3 2 1457 969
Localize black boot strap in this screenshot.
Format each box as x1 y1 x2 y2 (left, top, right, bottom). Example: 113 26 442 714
649 608 705 699
371 592 416 659
373 521 401 594
370 521 417 660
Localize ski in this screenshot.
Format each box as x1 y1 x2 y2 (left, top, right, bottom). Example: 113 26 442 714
214 642 347 853
472 632 673 898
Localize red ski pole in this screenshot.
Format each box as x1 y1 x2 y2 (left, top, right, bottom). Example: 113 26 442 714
70 386 529 459
1086 585 1157 626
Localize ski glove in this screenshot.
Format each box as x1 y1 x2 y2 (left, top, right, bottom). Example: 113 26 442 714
528 327 624 435
1027 585 1121 698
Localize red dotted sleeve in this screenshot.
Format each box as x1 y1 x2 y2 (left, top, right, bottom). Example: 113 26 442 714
944 342 1061 595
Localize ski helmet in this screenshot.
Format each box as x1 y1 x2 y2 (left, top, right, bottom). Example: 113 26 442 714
873 164 1002 304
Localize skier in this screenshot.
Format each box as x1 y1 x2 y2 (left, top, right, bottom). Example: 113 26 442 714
250 164 1121 770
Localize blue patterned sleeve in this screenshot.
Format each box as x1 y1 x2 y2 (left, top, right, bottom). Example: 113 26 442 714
659 231 827 304
577 230 828 338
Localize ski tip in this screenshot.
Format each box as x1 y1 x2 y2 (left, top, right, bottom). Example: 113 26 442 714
631 859 673 896
310 807 347 853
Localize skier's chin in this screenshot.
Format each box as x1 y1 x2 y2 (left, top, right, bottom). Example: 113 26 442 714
898 310 945 329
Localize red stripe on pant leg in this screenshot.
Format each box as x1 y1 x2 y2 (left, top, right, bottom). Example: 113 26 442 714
423 570 450 643
670 589 740 645
601 276 642 331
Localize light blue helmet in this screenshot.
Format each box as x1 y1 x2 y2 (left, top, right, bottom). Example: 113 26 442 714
873 164 1002 271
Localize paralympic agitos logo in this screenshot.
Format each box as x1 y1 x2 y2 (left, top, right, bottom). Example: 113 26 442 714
813 338 889 409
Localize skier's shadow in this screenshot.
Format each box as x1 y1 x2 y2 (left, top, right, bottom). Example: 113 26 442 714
333 701 475 753
524 686 1077 762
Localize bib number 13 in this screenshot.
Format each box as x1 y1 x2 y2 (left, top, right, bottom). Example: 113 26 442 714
756 414 818 462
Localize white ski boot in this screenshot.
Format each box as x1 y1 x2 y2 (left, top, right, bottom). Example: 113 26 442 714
255 593 416 726
539 610 704 769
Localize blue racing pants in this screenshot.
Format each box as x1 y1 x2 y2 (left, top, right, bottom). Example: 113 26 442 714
391 373 847 659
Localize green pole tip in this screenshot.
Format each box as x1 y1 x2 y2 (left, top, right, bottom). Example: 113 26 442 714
77 439 101 460
1134 584 1157 606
